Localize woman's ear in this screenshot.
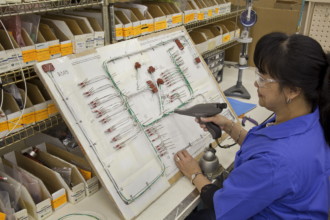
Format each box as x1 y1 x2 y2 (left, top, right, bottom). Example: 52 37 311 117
283 86 302 100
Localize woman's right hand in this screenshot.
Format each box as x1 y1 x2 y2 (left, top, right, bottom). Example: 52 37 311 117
196 115 232 133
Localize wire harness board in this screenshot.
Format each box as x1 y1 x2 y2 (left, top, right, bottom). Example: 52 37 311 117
35 27 237 219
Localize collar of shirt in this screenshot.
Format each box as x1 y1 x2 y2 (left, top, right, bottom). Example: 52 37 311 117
249 108 320 140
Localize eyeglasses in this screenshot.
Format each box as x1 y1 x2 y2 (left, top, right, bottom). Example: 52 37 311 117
255 69 278 87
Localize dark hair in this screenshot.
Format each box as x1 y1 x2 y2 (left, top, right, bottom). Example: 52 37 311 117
253 32 330 145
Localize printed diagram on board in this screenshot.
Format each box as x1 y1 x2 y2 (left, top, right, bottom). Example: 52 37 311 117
35 27 236 219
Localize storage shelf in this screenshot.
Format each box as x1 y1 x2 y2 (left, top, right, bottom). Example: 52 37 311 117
202 39 239 58
185 9 244 31
0 66 38 86
0 114 63 154
0 0 102 17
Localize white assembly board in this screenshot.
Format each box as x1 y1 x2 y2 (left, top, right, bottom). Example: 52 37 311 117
35 27 237 220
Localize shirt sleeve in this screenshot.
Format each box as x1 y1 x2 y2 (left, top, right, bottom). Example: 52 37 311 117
213 152 294 219
201 184 219 209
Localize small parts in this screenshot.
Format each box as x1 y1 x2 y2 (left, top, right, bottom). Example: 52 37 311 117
83 84 112 97
42 63 55 73
146 80 158 93
135 62 141 69
0 176 8 181
195 57 201 64
157 78 164 86
148 66 155 74
78 76 107 88
175 39 184 50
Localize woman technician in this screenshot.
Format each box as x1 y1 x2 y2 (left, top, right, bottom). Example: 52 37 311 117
175 32 330 219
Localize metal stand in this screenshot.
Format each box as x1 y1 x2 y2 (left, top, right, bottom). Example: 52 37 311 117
224 0 257 99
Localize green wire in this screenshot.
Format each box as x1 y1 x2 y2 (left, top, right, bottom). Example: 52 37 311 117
58 213 100 220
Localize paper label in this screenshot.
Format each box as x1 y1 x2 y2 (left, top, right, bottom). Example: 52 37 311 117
61 43 73 56
116 28 123 38
0 121 8 132
48 103 59 115
155 21 167 31
87 177 99 195
70 183 86 203
78 168 92 180
36 199 53 219
215 8 219 14
36 48 50 62
223 34 230 43
148 23 154 32
0 212 5 220
123 27 133 38
141 24 149 34
52 193 67 209
22 49 36 63
35 109 48 122
22 112 35 125
49 45 61 56
208 10 213 17
133 25 141 36
172 15 182 24
14 209 28 220
8 117 23 130
198 13 204 21
184 14 195 24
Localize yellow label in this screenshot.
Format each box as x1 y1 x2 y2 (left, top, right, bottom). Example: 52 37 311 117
184 14 195 24
123 27 133 38
197 13 204 21
155 21 167 31
141 24 149 34
61 43 73 56
78 168 92 180
8 118 23 130
0 212 6 220
148 23 154 32
0 121 8 132
133 25 141 36
115 28 123 37
22 112 35 125
215 8 219 14
48 104 59 115
22 49 36 63
49 45 61 55
36 48 50 62
208 10 213 17
172 15 182 24
35 109 48 122
52 194 67 209
223 34 230 43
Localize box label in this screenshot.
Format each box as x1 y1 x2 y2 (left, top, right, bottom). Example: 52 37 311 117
49 45 61 56
22 49 36 63
123 27 132 38
116 28 123 38
223 34 230 43
22 112 35 125
184 13 194 24
36 199 52 219
148 23 154 32
48 103 59 115
208 9 213 17
198 13 204 21
36 48 50 62
87 177 99 195
141 24 149 34
172 15 182 24
0 121 8 132
133 25 141 37
215 8 219 14
52 193 67 209
155 21 167 31
78 168 92 180
35 109 48 122
0 212 5 220
61 43 73 56
8 117 23 130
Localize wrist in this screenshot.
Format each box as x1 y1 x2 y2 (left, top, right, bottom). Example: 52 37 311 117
191 172 204 185
225 120 235 135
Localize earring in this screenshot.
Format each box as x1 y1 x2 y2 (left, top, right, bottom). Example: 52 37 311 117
286 98 292 104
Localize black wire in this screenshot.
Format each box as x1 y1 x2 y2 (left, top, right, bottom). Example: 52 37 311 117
216 138 236 149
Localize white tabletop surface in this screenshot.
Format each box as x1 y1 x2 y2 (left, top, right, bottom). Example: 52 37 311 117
47 66 273 220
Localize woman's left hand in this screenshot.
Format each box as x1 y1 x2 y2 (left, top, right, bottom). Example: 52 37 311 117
174 150 202 180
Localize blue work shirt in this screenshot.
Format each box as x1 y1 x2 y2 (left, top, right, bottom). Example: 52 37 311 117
213 108 330 219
